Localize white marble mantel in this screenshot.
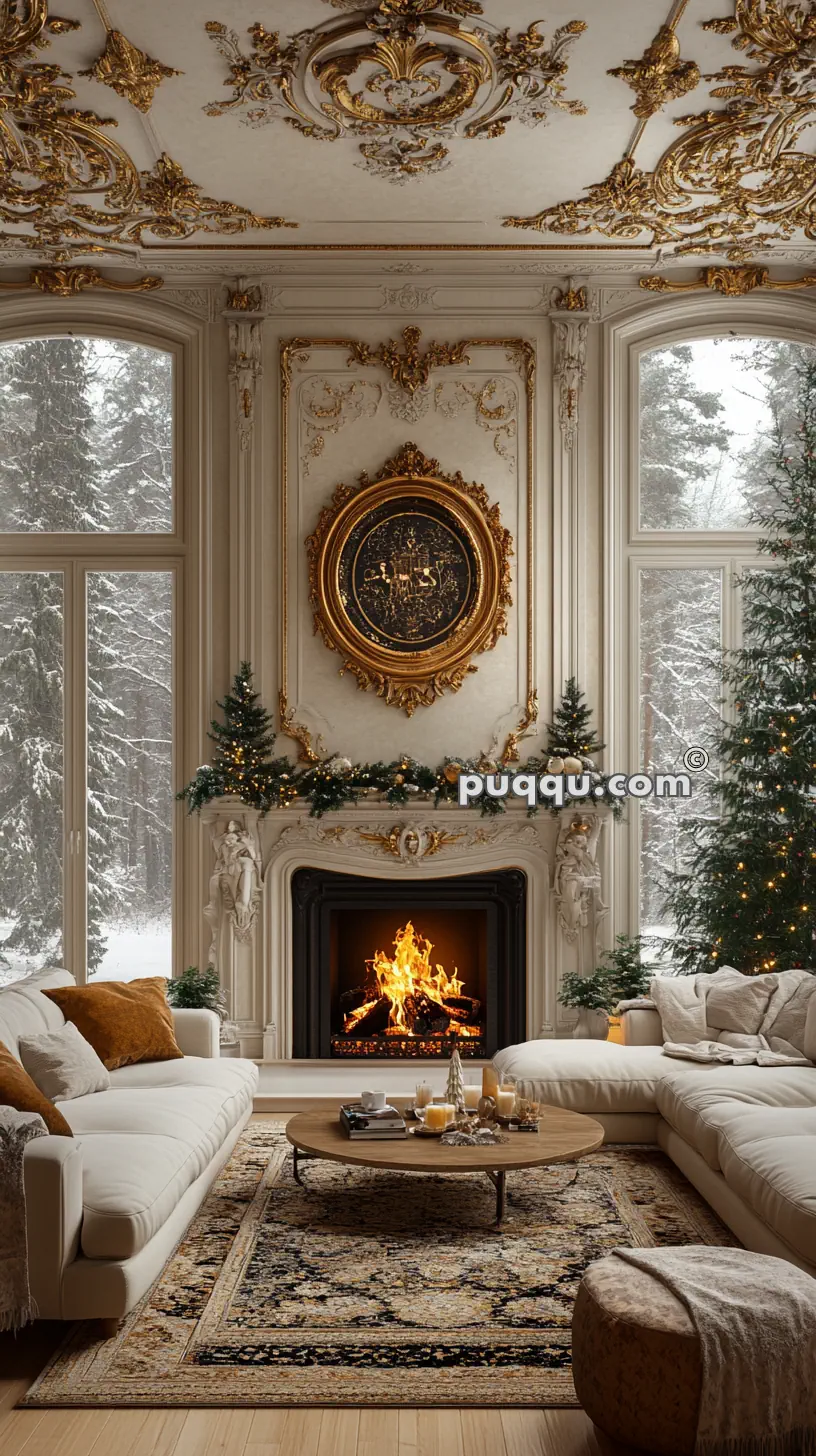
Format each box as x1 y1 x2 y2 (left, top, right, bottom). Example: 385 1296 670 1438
199 795 610 1060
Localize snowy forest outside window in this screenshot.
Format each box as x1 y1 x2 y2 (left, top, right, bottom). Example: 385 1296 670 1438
635 335 815 942
0 334 176 986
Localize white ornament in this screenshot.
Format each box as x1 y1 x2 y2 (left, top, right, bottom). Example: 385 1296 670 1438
547 756 565 774
326 756 352 775
563 756 583 774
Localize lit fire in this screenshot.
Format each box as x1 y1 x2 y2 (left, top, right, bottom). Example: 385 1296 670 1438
343 920 481 1039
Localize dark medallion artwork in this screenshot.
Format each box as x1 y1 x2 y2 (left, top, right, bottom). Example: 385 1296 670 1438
338 496 478 654
306 442 513 716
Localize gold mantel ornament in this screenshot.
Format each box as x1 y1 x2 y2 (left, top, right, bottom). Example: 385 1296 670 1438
0 2 296 257
608 21 700 120
79 29 182 113
0 267 163 297
306 443 513 717
505 0 816 260
640 266 816 297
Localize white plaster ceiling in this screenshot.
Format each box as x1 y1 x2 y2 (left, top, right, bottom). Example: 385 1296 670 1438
16 0 815 257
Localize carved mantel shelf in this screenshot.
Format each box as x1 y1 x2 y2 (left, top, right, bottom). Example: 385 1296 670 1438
198 797 611 1059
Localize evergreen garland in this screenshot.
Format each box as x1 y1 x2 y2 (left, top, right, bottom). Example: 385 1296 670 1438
665 358 816 975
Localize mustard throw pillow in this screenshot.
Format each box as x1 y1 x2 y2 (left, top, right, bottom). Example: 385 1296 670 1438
0 1040 73 1136
43 977 183 1071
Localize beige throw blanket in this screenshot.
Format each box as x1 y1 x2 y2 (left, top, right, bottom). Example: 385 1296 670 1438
611 1246 816 1456
651 967 815 1065
0 1108 47 1330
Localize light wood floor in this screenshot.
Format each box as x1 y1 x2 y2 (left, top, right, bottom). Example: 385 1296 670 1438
0 1112 637 1456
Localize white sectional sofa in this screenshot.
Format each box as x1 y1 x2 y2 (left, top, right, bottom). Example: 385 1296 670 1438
0 968 259 1322
494 1002 816 1277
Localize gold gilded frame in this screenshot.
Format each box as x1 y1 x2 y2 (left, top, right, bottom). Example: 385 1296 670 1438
279 332 537 760
306 443 513 718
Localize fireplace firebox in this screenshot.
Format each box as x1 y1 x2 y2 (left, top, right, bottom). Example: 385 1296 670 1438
291 868 526 1059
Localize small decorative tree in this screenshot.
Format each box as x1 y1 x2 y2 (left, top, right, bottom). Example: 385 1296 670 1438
178 663 291 812
446 1045 465 1112
545 677 605 763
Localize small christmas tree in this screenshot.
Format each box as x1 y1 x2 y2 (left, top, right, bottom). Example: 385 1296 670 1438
179 664 289 812
666 359 816 975
545 678 605 761
446 1045 465 1112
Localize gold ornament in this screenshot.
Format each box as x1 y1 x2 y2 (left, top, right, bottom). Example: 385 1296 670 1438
79 28 182 113
0 268 162 297
547 756 565 774
640 266 816 297
563 755 583 774
608 23 700 120
444 762 463 783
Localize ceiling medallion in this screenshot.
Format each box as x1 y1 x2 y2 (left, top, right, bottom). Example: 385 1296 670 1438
505 0 816 259
641 265 816 296
608 22 700 119
203 7 587 183
0 267 163 296
0 3 296 258
78 29 182 113
306 442 513 716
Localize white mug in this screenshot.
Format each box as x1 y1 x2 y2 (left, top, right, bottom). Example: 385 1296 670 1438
361 1090 386 1112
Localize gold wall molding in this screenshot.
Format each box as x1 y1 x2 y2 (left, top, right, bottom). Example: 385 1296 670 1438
305 442 513 716
640 265 816 296
0 266 163 296
78 28 181 112
505 0 815 260
203 10 586 183
0 2 296 257
279 330 537 754
608 21 700 120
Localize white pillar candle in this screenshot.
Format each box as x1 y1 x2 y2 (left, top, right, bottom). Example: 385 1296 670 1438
496 1089 516 1118
463 1085 480 1110
415 1083 433 1109
424 1102 452 1131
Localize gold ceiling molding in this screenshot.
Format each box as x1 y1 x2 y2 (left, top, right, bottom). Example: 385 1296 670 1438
279 330 536 752
0 266 162 296
203 9 586 183
78 28 182 113
504 0 816 260
305 442 513 716
641 265 816 296
0 1 296 258
608 20 700 120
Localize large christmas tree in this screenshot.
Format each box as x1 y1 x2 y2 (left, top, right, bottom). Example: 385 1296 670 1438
666 359 816 975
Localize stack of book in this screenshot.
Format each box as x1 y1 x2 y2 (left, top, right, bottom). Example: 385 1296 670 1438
340 1103 407 1140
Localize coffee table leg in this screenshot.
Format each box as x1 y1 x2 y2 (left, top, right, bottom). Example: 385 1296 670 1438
485 1170 507 1228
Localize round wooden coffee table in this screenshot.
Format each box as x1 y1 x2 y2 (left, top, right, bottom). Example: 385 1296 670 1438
285 1104 604 1228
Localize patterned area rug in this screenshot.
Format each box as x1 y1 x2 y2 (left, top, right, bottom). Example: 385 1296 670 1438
22 1121 735 1408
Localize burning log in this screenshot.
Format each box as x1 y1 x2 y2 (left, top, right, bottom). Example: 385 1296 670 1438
339 920 484 1046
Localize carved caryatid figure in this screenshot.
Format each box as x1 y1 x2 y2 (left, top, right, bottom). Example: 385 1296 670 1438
206 819 263 951
554 823 601 941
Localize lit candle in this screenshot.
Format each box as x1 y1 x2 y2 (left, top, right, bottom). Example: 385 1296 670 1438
415 1082 433 1109
463 1084 480 1110
482 1065 499 1099
496 1089 516 1118
424 1103 452 1131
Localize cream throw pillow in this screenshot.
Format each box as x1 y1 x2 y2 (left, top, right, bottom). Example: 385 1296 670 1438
19 1020 110 1102
705 968 776 1035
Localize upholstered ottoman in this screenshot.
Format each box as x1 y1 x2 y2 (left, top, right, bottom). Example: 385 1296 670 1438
572 1257 701 1455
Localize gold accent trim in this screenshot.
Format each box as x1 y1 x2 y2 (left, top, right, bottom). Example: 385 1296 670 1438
349 326 472 395
640 265 816 296
505 0 816 260
226 286 262 311
0 266 163 296
278 691 323 765
279 332 536 750
78 28 182 113
501 691 540 766
0 3 296 256
357 826 467 859
608 17 700 120
140 242 654 252
305 441 513 717
551 284 588 311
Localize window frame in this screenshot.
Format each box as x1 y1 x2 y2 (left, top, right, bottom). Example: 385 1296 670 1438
0 297 208 983
604 294 816 939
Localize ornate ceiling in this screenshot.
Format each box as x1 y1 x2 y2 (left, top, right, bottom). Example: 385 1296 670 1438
0 0 813 260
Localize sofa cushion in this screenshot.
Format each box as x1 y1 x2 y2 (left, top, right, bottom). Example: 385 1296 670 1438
44 977 183 1071
0 969 74 1057
493 1041 694 1116
656 1066 816 1169
0 1038 73 1136
60 1056 258 1259
715 1108 816 1266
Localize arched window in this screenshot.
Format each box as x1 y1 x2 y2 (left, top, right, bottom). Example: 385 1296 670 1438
0 331 179 985
612 323 816 949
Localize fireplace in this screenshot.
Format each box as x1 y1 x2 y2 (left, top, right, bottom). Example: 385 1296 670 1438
291 868 526 1060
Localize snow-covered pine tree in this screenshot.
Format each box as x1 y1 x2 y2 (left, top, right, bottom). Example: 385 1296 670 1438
666 357 816 974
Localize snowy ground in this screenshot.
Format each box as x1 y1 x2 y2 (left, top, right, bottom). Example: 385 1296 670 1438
0 919 171 986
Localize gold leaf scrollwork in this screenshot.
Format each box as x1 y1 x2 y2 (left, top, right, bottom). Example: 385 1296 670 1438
608 23 701 120
0 3 296 256
306 443 514 717
501 692 540 766
78 29 182 113
640 265 816 295
0 266 163 296
349 326 473 395
505 0 816 259
278 692 324 765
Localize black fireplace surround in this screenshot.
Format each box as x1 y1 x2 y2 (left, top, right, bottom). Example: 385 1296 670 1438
291 867 526 1060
